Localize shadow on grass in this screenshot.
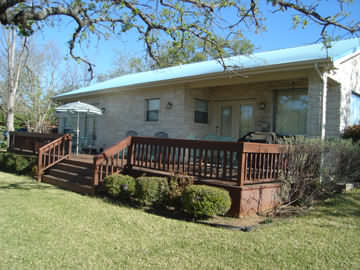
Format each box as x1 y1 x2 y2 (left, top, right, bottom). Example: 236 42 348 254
145 206 194 222
96 192 195 222
308 192 360 219
0 181 56 191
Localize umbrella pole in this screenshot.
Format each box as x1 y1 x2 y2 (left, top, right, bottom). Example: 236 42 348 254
76 112 80 155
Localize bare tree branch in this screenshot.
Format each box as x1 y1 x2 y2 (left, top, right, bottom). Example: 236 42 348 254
0 0 359 78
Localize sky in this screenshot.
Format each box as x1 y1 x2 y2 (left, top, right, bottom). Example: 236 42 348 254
34 1 360 79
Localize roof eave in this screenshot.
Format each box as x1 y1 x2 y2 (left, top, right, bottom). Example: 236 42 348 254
54 58 332 101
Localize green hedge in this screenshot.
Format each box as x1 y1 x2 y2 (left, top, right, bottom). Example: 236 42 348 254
182 185 231 218
342 125 360 143
135 176 169 206
0 152 36 175
103 174 136 200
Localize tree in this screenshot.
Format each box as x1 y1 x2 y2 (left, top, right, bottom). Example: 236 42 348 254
0 26 29 133
19 42 60 132
0 27 90 133
1 0 359 79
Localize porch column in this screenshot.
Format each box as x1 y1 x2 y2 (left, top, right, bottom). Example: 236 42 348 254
320 73 328 140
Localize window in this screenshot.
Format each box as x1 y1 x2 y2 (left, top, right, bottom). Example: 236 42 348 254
274 89 308 136
146 98 160 121
350 92 360 125
194 99 208 124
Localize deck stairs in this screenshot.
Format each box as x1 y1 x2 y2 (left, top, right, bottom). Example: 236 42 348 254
41 156 95 195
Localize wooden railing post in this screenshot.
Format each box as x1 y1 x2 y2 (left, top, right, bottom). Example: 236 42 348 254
238 143 246 187
68 134 73 157
93 156 99 186
37 150 43 181
127 136 133 169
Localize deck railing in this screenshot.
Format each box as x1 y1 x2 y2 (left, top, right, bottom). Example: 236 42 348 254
93 136 132 186
9 132 62 154
37 134 72 180
93 136 287 187
240 143 287 185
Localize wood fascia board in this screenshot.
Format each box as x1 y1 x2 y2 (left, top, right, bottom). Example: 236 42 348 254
334 51 360 66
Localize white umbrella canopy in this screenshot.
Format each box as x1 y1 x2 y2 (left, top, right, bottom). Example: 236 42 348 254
55 101 102 115
55 101 103 155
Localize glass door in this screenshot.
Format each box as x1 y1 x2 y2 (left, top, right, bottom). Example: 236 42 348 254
239 104 254 138
216 101 255 140
220 106 233 137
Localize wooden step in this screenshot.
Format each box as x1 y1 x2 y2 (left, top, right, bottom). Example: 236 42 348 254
51 162 93 176
42 174 95 195
46 168 93 185
62 158 93 169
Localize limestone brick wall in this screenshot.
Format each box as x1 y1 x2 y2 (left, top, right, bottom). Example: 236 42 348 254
63 85 186 150
183 88 212 139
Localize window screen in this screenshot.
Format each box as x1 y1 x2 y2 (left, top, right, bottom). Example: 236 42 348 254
351 92 360 125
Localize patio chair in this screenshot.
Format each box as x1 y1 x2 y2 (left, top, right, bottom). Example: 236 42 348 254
126 130 138 137
238 131 277 144
154 131 168 138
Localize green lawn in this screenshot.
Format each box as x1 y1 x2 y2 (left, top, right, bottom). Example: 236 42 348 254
0 172 359 269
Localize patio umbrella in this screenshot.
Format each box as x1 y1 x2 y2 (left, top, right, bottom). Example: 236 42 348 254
55 101 102 155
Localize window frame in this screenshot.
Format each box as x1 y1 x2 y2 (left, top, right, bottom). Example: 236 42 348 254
350 91 360 126
145 98 160 122
194 98 209 124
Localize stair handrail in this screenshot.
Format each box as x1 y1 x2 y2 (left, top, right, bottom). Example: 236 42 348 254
37 134 73 181
93 136 133 186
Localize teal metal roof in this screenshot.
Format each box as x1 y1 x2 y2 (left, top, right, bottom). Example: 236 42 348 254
55 38 360 99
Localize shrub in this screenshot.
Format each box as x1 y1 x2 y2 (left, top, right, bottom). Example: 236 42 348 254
103 174 136 200
0 152 36 175
280 137 360 206
182 185 231 218
342 125 360 143
0 140 7 150
135 176 169 206
168 173 194 209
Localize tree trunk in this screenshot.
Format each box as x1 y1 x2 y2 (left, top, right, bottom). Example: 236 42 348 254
5 27 27 135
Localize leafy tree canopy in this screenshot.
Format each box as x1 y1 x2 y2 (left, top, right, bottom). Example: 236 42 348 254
1 0 359 78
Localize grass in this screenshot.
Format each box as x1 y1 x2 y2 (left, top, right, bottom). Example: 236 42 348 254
0 172 360 269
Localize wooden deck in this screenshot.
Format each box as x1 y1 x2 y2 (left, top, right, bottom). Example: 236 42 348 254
9 132 287 216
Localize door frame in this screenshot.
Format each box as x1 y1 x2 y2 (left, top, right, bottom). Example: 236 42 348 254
214 100 256 139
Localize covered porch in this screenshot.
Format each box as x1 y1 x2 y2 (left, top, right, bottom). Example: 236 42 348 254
184 70 341 142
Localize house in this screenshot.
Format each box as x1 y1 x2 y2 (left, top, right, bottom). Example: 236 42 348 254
54 38 360 153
